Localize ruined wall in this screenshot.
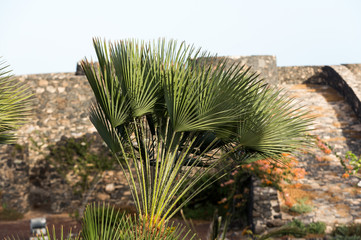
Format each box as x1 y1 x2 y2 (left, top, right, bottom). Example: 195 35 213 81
343 64 361 80
219 55 278 85
278 66 327 84
194 55 278 85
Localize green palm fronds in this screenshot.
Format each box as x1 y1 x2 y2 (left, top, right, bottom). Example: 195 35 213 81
81 38 312 230
81 202 192 240
0 59 31 144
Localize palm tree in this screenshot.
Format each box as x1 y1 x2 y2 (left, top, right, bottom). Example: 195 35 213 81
0 59 31 144
81 38 311 232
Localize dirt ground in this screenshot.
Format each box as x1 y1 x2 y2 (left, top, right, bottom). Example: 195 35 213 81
0 210 211 240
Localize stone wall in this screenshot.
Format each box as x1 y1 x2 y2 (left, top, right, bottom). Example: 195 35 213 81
343 64 361 80
0 144 29 211
220 55 278 85
252 180 282 233
278 66 327 84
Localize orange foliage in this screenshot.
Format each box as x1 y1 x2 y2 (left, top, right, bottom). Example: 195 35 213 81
342 173 350 179
241 154 307 188
315 137 332 155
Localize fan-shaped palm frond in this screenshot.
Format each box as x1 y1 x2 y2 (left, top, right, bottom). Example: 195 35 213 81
0 59 31 144
236 85 312 158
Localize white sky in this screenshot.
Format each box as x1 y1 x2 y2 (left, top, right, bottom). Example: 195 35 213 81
1 0 361 75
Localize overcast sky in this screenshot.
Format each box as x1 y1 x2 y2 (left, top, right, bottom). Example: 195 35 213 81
1 0 360 75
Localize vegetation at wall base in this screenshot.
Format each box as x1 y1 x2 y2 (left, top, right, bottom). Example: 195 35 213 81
0 203 24 221
283 219 326 238
332 236 361 240
245 219 326 240
333 223 361 238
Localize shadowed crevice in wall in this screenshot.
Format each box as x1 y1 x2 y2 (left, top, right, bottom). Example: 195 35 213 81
321 66 361 120
279 64 361 155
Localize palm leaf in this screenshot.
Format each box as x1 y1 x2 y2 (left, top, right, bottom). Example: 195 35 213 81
237 85 312 157
0 58 32 144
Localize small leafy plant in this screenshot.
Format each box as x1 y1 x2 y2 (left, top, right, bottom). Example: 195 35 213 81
312 135 361 180
333 223 361 238
307 221 327 234
332 236 361 240
340 151 361 179
284 219 325 237
289 197 313 214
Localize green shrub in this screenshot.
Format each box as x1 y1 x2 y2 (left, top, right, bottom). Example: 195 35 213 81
289 198 313 214
333 223 361 237
307 221 326 234
332 236 361 240
285 219 326 237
